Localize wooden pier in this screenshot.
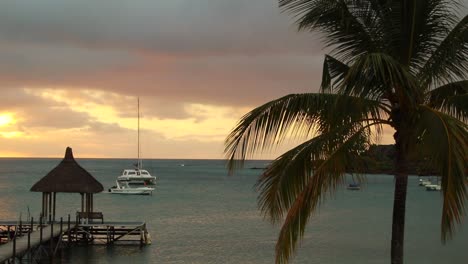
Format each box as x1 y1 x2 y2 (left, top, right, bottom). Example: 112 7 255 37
0 216 151 263
0 148 152 263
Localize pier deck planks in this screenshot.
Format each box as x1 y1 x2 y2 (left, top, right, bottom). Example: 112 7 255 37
0 223 67 262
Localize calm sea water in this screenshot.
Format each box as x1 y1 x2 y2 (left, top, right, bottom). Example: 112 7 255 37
0 158 466 264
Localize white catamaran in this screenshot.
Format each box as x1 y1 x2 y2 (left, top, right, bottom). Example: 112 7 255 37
109 97 157 195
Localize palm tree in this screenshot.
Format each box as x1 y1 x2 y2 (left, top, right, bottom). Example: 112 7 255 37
225 1 468 264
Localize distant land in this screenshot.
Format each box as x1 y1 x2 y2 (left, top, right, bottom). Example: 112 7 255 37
251 144 440 176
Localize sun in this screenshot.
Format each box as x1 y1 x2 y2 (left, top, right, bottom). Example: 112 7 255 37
0 114 14 127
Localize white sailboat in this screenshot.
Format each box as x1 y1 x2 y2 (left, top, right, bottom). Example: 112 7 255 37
109 97 157 195
120 97 157 185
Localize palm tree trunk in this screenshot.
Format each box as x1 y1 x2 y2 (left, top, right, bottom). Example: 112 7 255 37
391 130 409 264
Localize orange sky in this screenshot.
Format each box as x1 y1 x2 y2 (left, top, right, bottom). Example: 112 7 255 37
2 0 457 159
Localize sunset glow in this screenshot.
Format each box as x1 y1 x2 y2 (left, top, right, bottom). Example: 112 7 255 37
0 114 14 127
0 0 407 158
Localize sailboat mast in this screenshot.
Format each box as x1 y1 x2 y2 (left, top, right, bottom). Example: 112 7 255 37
137 97 141 170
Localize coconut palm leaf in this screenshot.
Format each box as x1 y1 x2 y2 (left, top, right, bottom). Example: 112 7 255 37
279 0 383 61
391 0 459 68
256 123 372 223
412 106 468 241
341 52 421 104
260 123 380 264
410 0 462 72
418 14 468 88
321 55 350 93
428 80 468 120
225 93 388 171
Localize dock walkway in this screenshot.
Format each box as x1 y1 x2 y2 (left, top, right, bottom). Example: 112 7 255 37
0 219 150 263
0 222 67 263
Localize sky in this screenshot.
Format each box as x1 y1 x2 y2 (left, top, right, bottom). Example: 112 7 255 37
0 0 465 159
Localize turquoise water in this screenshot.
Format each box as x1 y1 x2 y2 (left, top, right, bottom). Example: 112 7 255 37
0 158 466 263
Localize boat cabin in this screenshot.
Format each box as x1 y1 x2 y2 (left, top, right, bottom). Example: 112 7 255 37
121 169 152 177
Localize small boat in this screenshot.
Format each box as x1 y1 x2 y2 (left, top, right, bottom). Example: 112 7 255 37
109 180 154 195
425 184 441 191
418 179 432 186
347 183 361 190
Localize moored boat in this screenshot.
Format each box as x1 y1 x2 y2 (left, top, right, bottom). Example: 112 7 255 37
418 179 432 186
108 180 154 195
347 183 361 190
425 184 441 191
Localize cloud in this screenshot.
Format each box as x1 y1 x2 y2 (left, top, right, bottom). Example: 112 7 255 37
0 48 323 111
0 0 465 158
0 0 324 115
0 88 134 134
0 0 319 55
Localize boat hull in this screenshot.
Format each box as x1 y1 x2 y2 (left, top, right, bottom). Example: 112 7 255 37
419 180 432 186
425 184 441 191
109 188 154 195
347 183 361 190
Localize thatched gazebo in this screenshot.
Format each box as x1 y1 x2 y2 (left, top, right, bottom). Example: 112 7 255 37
30 147 104 223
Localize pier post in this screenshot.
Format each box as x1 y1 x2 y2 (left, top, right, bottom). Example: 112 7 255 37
44 193 49 224
60 217 63 235
19 219 22 237
42 193 45 222
50 221 54 260
12 231 16 261
39 216 43 244
67 214 71 245
48 192 52 224
53 192 56 222
28 217 33 251
81 193 84 214
106 226 109 244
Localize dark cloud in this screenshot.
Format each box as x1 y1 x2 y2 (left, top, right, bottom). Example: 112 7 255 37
0 0 319 55
1 0 466 121
0 0 325 117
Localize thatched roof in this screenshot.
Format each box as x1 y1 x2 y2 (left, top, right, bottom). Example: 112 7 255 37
30 147 104 193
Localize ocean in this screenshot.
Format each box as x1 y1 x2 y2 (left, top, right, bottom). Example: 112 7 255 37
0 158 466 263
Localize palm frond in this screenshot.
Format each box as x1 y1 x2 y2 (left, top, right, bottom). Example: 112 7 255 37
397 0 459 68
408 0 461 73
225 93 388 171
321 55 350 93
256 123 374 223
279 0 383 62
341 52 420 104
413 106 468 242
418 14 468 88
263 122 382 264
428 80 468 121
